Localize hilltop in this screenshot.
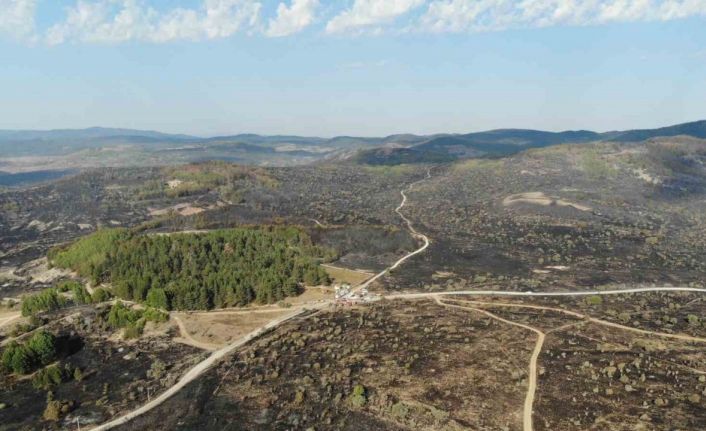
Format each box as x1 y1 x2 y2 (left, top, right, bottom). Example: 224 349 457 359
1 120 706 180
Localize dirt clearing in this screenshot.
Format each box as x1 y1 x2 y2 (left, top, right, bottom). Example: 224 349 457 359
322 264 374 286
172 309 293 348
502 192 591 212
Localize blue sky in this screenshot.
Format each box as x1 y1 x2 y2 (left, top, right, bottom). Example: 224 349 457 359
0 1 705 137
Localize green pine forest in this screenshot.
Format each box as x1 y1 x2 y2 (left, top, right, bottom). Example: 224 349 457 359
48 227 334 310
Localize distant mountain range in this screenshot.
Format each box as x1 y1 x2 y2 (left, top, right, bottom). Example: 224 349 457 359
408 120 706 160
1 120 705 167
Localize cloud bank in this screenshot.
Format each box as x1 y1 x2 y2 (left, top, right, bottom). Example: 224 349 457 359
266 0 318 37
420 0 706 33
45 0 262 45
2 0 705 44
0 0 37 39
325 0 426 34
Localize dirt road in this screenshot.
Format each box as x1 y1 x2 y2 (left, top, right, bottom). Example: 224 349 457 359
171 314 222 351
437 298 545 431
90 306 312 431
355 168 431 292
90 172 434 430
87 166 706 430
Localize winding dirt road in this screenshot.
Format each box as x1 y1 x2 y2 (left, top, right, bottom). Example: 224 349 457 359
89 170 436 430
90 306 312 431
87 167 706 430
436 296 706 431
437 298 545 431
355 168 431 292
449 298 706 344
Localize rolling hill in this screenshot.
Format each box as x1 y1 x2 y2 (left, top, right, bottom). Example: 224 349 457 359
1 120 705 173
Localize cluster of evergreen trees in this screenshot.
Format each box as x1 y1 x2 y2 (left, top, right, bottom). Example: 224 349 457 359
32 363 82 390
102 301 168 339
1 330 57 375
21 288 67 317
21 281 109 317
50 227 332 310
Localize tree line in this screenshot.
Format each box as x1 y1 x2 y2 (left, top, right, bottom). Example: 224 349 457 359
49 226 332 310
21 281 108 317
1 330 57 375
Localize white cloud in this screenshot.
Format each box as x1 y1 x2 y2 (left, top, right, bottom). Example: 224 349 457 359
0 0 37 40
420 0 706 33
266 0 318 37
5 0 706 45
325 0 426 34
46 0 262 45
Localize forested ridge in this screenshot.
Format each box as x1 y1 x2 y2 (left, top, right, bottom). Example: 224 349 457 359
49 227 333 310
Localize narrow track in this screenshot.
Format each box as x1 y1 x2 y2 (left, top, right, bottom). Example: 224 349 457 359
89 171 434 430
437 296 706 431
90 306 311 431
87 165 706 430
437 298 544 431
355 168 431 292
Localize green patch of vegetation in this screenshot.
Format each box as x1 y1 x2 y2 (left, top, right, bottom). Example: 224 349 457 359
21 288 68 317
135 162 278 200
585 295 603 306
581 148 618 179
20 281 99 317
48 228 131 284
106 301 142 329
143 306 169 323
355 148 456 166
1 330 57 375
68 281 91 305
348 384 367 407
104 301 168 339
50 227 331 310
1 201 20 213
32 364 71 390
362 164 419 178
91 287 112 303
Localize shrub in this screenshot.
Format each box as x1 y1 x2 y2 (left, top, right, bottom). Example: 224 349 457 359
73 367 84 382
585 295 603 306
146 288 169 310
106 302 141 329
123 320 145 339
69 283 92 305
26 330 57 366
42 400 62 421
143 307 168 323
2 330 58 375
147 359 166 379
42 399 74 421
1 342 32 374
21 288 66 317
348 384 367 407
32 365 66 389
91 287 112 303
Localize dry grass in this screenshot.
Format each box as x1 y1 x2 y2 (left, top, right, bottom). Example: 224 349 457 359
288 286 332 304
172 309 292 347
322 264 373 286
